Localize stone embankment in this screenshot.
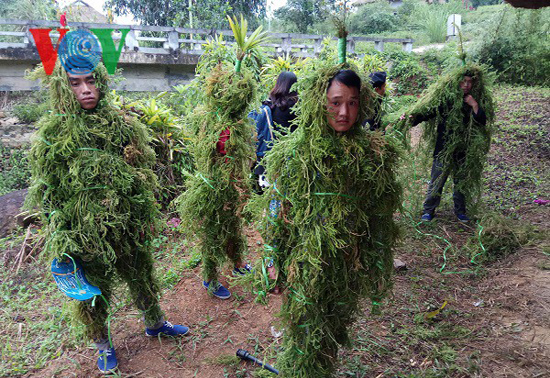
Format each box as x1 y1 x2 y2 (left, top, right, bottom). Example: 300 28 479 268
0 111 35 146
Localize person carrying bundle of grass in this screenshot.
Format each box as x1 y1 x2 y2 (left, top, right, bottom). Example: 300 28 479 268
25 60 189 373
176 16 266 299
256 27 402 375
398 64 494 222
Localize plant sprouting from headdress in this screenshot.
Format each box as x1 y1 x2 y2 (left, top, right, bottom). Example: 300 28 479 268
227 14 269 73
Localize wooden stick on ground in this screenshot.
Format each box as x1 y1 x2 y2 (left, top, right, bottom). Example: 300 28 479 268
23 235 43 263
14 227 32 274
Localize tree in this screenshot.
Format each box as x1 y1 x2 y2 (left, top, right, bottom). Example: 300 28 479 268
349 1 399 34
105 0 266 28
274 0 334 33
0 0 57 20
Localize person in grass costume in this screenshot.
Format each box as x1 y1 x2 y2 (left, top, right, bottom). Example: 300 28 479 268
256 45 402 375
398 63 495 222
176 16 266 299
25 62 189 373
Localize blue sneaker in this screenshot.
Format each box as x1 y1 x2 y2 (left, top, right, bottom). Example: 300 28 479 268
232 263 253 276
146 321 189 337
97 347 118 373
421 213 434 222
203 281 231 299
456 213 470 223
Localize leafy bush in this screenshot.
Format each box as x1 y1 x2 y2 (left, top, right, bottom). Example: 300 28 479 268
112 92 195 208
419 42 464 75
350 2 399 34
0 142 30 196
12 92 48 124
469 6 550 86
385 51 431 95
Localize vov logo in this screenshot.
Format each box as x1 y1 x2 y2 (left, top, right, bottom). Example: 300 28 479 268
29 27 130 75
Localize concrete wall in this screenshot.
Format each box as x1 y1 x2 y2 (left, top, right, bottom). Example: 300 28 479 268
0 61 41 91
0 59 197 92
116 63 196 92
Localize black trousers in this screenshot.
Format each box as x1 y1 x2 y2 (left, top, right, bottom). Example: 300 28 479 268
423 159 466 215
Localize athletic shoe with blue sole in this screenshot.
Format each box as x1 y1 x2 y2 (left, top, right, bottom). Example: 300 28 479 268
97 347 118 373
146 320 189 337
203 280 231 299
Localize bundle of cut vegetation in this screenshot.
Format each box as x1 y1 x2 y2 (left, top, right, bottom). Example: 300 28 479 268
249 26 402 373
398 63 495 214
170 32 267 120
113 92 195 208
175 16 266 289
24 62 163 336
468 213 530 264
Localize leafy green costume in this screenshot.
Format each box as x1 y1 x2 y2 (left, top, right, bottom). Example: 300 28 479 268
259 62 402 376
25 63 163 340
176 62 256 285
398 64 495 211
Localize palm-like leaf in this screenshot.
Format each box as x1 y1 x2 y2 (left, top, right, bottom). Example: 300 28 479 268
227 14 269 71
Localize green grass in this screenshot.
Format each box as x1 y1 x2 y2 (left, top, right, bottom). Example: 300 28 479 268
0 260 84 375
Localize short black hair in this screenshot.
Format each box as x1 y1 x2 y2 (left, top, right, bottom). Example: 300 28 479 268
369 71 387 89
328 69 361 92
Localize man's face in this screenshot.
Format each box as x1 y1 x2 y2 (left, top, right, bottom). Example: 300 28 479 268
67 72 100 110
326 81 360 133
375 82 386 97
459 76 473 95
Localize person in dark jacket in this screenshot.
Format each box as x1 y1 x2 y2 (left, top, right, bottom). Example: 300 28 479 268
365 71 387 132
404 65 494 222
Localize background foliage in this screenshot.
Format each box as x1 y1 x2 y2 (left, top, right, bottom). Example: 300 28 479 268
105 0 266 28
468 6 550 86
0 142 30 196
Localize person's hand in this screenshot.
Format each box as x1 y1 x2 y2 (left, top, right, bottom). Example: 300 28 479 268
464 94 479 114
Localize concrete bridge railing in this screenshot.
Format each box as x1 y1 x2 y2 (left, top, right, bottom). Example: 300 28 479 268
0 19 414 56
0 19 414 91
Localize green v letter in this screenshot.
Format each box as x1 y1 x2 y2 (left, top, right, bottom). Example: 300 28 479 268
91 28 130 74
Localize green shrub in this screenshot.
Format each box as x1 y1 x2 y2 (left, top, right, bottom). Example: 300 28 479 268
350 2 399 34
385 51 431 95
469 6 550 86
0 142 30 196
419 42 464 75
12 92 48 124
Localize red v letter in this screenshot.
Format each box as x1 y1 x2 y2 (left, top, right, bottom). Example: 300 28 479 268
29 28 69 75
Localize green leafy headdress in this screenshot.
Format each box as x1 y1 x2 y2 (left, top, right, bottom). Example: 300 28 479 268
256 58 402 376
176 16 259 284
25 62 159 265
401 63 495 210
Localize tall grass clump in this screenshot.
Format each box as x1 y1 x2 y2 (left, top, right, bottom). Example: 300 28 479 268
412 0 465 43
